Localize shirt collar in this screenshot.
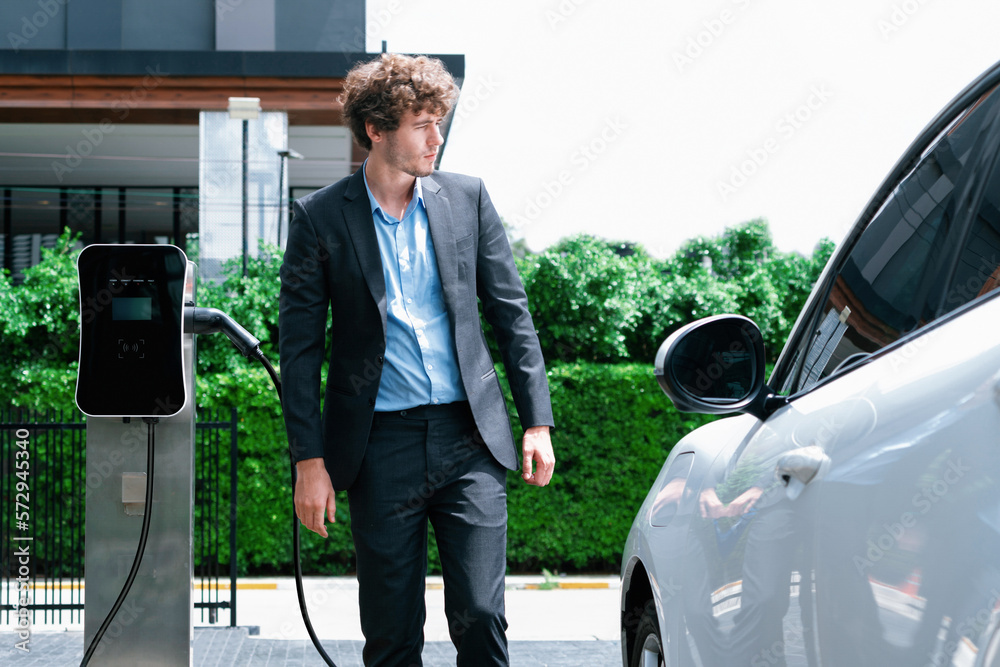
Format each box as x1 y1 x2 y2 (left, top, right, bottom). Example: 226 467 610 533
362 159 424 224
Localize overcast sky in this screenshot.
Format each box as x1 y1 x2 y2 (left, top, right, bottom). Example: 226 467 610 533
364 0 1000 257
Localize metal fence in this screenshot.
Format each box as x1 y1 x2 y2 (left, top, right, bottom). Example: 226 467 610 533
195 408 239 626
0 407 238 627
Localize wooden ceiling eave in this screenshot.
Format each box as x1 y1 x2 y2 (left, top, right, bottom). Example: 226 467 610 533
0 74 345 125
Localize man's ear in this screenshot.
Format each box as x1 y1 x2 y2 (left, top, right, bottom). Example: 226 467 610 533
365 120 383 146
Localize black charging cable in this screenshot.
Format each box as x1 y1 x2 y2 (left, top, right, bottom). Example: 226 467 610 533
185 307 337 666
256 352 337 667
80 417 158 667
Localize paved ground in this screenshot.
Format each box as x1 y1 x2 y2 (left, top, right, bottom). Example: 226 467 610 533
4 630 621 666
3 575 623 666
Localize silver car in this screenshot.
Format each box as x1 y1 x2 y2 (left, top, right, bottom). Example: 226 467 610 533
621 60 1000 667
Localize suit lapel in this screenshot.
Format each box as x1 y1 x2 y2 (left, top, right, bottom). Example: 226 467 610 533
342 170 388 337
422 175 460 301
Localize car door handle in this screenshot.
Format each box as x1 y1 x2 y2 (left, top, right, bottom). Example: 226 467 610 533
775 445 830 500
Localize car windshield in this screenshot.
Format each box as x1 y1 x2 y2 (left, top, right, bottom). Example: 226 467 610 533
783 85 1000 394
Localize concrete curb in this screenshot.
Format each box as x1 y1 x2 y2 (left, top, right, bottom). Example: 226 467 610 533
11 575 621 594
189 575 622 592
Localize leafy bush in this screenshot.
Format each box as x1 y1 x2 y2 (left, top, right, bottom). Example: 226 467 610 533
520 220 834 365
520 235 667 363
0 231 81 408
663 219 834 360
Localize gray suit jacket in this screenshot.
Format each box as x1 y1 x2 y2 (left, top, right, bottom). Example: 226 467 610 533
278 168 554 491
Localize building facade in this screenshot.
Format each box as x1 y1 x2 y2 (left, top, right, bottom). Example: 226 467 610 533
0 0 463 279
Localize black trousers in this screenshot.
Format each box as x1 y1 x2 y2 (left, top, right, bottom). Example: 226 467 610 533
347 401 509 667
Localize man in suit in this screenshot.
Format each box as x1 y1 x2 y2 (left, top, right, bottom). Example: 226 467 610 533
278 53 555 667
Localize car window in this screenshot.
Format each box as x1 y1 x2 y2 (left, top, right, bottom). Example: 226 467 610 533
939 134 1000 314
781 86 1000 395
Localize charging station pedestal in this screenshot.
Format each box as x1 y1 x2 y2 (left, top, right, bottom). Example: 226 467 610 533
81 251 197 665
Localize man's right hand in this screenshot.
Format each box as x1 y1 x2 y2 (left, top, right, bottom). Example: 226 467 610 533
294 458 337 538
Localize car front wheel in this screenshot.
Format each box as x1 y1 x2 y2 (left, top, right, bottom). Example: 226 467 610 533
631 601 665 667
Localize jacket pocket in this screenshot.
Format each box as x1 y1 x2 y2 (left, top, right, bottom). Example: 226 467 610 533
327 384 357 397
456 233 474 251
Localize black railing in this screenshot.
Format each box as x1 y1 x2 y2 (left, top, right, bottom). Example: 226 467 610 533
0 409 85 626
0 407 238 627
195 408 239 626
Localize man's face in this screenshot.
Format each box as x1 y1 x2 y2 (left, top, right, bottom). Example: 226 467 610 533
380 109 445 178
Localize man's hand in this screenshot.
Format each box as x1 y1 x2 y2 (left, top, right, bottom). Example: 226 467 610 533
521 426 555 486
699 487 729 519
728 486 764 516
294 458 337 538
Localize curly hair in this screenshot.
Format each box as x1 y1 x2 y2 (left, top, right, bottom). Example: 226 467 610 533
340 53 460 151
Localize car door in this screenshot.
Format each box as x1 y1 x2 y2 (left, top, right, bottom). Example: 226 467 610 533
768 76 1000 666
674 68 1000 667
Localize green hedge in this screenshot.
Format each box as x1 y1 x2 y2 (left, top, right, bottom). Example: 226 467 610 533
191 359 712 576
4 227 805 576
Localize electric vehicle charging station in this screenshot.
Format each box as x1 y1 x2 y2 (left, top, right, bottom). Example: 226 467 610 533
75 243 336 666
77 244 196 665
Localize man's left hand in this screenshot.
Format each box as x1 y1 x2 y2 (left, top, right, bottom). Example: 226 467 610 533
522 426 555 486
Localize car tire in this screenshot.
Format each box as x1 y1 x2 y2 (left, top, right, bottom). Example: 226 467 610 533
631 601 665 667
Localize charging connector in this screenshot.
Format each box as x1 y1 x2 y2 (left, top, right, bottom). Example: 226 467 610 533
184 306 262 358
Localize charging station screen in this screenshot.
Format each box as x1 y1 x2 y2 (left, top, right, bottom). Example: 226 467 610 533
76 245 188 417
112 297 153 321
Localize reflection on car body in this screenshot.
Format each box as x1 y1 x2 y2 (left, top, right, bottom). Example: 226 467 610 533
621 62 1000 667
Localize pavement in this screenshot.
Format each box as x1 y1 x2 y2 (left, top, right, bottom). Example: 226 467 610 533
2 574 623 666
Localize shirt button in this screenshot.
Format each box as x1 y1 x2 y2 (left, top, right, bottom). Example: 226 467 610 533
406 298 412 304
427 364 434 370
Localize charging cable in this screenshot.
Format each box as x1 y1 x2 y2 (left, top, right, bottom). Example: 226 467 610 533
80 417 158 667
185 307 337 667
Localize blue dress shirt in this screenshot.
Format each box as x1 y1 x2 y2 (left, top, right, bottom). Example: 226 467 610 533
362 165 468 411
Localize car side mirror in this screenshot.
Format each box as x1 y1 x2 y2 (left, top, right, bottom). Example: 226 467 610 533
654 314 787 421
